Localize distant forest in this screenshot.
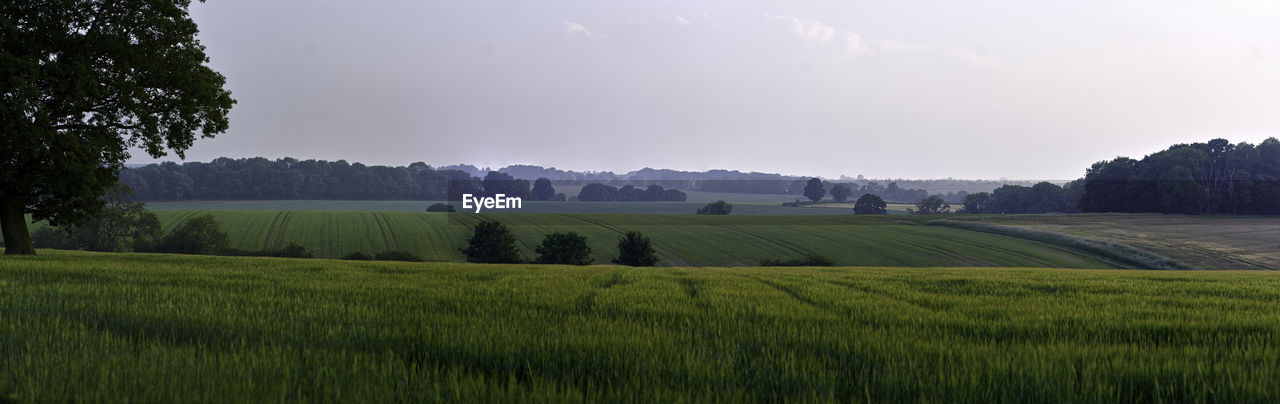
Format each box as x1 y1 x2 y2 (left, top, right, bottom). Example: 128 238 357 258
118 158 967 203
118 137 1279 214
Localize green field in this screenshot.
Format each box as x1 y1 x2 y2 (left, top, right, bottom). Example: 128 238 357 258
2 251 1278 402
146 199 861 215
138 211 1121 268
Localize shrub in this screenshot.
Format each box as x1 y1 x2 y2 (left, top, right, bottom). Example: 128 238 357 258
760 253 836 267
612 231 658 267
156 214 230 255
31 227 74 250
696 200 733 215
342 251 374 260
534 232 593 265
461 221 524 263
374 250 424 262
426 203 455 212
277 242 313 258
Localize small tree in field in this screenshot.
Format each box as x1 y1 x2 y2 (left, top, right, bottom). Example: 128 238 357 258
696 200 733 215
613 231 658 267
910 195 951 215
534 232 593 265
830 184 852 202
803 178 826 202
461 221 523 263
853 194 887 214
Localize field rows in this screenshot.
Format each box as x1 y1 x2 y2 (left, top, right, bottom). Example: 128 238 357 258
146 211 1120 268
2 251 1278 402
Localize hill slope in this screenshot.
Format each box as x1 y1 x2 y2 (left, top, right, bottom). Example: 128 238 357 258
146 211 1120 268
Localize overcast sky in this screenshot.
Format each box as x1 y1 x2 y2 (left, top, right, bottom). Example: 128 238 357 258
127 0 1280 180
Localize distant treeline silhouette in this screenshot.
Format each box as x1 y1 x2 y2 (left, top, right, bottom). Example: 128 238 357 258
1077 138 1280 214
118 158 952 202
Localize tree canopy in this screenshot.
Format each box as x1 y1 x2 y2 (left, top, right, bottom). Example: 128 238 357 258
1078 138 1280 214
803 178 826 202
1 0 235 254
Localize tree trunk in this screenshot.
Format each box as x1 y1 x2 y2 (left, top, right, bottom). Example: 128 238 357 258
1 196 35 255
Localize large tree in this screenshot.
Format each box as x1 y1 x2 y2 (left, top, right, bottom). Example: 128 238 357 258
1 1 234 254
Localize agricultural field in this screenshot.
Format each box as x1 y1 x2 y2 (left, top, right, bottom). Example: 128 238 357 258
943 214 1280 270
146 199 857 215
2 251 1279 402
136 211 1122 268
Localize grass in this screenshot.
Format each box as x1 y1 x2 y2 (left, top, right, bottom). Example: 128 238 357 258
2 251 1279 402
124 211 1122 268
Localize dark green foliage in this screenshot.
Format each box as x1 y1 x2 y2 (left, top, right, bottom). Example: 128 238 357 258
534 232 593 265
277 242 313 258
963 192 992 214
1079 138 1280 214
426 203 456 212
760 253 835 266
576 183 686 202
29 187 162 252
342 251 375 261
612 231 659 267
156 214 230 255
461 221 524 263
830 184 852 202
374 250 424 262
853 194 887 214
530 178 556 201
803 178 826 202
482 172 530 199
577 183 619 202
0 0 235 255
696 200 733 215
910 195 951 215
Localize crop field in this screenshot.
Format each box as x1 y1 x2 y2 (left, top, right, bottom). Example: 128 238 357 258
139 211 1121 268
145 200 857 215
944 214 1280 270
2 251 1278 402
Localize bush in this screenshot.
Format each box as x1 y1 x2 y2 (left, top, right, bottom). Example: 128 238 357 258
277 242 313 258
156 214 230 255
613 231 658 267
342 251 374 260
760 253 836 267
461 221 523 263
696 200 733 215
31 227 74 250
910 195 952 215
426 203 455 212
534 232 593 265
374 250 424 262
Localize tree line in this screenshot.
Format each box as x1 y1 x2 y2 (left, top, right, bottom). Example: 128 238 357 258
1078 138 1280 214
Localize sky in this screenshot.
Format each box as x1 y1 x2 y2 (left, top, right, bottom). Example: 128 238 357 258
127 0 1280 180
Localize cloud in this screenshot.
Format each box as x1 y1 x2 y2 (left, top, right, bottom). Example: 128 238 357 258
764 14 856 50
563 22 603 39
668 15 691 25
762 13 1004 67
